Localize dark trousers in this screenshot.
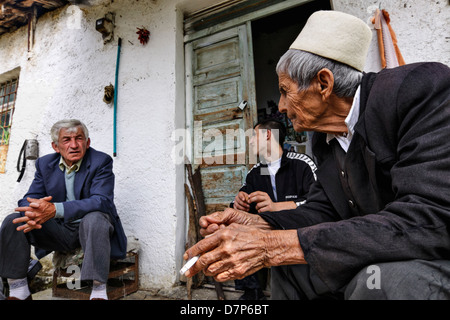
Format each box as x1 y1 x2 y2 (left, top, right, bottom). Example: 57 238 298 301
271 264 338 300
0 211 113 283
271 260 450 300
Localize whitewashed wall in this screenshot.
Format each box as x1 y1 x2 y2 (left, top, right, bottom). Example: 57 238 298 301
332 0 450 70
0 0 448 292
0 0 188 290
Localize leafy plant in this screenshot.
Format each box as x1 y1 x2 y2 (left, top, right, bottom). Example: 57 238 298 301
0 125 10 146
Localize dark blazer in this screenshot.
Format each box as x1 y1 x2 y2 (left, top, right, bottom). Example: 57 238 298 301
260 62 450 292
19 147 127 259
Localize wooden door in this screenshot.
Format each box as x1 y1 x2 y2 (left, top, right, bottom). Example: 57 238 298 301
185 24 257 214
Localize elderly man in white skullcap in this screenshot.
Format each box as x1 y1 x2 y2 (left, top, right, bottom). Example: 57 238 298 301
183 10 450 300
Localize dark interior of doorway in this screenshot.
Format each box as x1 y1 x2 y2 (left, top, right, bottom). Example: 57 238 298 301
251 0 331 154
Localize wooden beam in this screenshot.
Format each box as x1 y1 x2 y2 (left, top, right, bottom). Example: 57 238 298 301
0 0 17 6
15 0 36 8
0 0 67 36
0 6 29 23
32 0 67 9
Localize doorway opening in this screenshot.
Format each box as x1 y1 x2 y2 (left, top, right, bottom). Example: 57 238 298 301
251 0 331 155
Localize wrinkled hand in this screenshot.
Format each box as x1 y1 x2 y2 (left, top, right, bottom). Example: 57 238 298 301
199 208 271 238
233 191 250 212
183 223 304 282
13 196 55 233
182 208 275 282
184 223 271 281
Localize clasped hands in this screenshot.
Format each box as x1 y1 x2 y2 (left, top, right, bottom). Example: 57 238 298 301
233 191 297 213
183 208 304 282
13 196 56 233
233 190 277 213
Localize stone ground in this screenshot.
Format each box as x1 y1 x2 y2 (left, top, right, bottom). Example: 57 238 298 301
32 286 243 300
16 254 248 300
31 283 253 300
3 262 270 301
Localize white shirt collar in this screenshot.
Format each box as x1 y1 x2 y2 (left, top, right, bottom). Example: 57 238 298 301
267 156 282 167
326 85 361 152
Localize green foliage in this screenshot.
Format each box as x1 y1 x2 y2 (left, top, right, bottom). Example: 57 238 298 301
0 125 10 145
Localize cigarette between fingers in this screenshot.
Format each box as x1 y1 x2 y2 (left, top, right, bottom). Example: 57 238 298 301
179 255 199 275
180 233 217 275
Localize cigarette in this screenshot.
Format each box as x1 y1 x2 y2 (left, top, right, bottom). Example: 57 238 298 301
180 232 216 275
179 255 200 275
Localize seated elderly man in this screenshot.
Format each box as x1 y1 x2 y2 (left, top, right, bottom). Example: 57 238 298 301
0 119 127 300
183 11 450 299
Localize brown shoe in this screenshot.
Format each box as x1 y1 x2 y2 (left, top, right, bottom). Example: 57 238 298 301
7 295 32 300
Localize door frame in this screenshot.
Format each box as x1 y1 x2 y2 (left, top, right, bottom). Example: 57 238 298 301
184 21 257 214
183 0 333 215
184 0 317 42
184 0 317 165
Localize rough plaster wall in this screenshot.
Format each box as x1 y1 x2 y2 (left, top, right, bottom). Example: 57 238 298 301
0 0 186 290
332 0 450 70
0 0 448 292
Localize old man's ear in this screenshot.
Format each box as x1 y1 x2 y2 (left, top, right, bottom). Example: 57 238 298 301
316 68 334 100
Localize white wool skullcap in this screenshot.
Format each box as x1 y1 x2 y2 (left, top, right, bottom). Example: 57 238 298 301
290 10 372 71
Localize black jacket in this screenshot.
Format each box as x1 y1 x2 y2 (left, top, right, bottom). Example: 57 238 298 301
260 62 450 292
231 150 317 214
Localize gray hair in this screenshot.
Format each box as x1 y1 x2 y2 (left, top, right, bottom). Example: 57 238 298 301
50 119 89 145
276 49 362 98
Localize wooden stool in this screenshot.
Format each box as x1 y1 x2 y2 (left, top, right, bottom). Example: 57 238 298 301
52 238 139 300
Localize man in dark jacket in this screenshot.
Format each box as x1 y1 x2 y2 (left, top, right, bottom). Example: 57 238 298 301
0 119 127 300
231 119 317 299
232 119 316 215
183 11 450 299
